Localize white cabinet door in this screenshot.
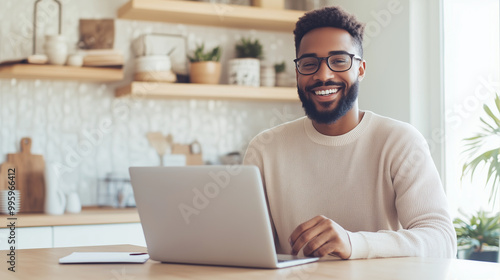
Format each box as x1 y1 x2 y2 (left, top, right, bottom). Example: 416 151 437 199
53 223 146 248
0 227 53 250
0 228 11 250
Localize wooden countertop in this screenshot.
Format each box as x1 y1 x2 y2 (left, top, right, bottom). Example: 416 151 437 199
0 245 499 279
0 207 140 228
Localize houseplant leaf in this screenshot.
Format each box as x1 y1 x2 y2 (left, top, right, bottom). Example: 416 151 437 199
461 93 500 207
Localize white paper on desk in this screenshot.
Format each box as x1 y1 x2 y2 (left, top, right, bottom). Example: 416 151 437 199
59 252 149 264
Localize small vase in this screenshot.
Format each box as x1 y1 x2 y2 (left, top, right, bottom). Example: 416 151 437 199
44 163 66 215
66 192 82 213
190 61 222 84
228 58 260 87
260 65 275 87
275 72 289 87
44 35 68 65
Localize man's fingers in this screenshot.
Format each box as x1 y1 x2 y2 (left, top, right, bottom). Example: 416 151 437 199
289 216 327 255
289 217 352 259
289 215 325 244
302 230 331 257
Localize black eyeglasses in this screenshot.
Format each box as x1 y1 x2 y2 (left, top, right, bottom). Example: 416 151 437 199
293 51 362 75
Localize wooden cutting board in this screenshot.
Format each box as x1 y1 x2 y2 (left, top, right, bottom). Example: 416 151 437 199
0 162 16 191
7 137 46 213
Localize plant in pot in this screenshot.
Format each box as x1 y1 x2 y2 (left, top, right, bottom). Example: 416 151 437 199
274 61 287 87
454 210 500 262
228 38 263 87
457 92 500 262
188 43 222 84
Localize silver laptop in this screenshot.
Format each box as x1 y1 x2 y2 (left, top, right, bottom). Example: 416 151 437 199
129 165 319 269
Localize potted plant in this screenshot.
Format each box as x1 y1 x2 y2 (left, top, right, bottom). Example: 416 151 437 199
188 43 222 84
456 92 500 262
454 210 500 262
461 93 500 206
228 38 263 87
274 61 287 87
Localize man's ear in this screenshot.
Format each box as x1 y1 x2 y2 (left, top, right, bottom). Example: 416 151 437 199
357 60 366 82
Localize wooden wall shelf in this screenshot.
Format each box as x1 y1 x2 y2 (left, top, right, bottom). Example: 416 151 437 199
117 0 304 32
115 82 299 102
0 64 124 82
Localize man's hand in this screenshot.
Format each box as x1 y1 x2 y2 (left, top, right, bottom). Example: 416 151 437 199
288 215 352 259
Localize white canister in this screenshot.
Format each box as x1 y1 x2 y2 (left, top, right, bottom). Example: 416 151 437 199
44 35 68 65
276 72 290 87
260 65 275 87
66 192 82 213
135 55 172 73
44 163 66 215
228 58 260 87
67 54 84 67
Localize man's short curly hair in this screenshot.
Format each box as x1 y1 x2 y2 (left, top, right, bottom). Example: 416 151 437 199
294 6 365 57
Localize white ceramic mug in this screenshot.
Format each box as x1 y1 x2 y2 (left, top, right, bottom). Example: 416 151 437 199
66 192 81 213
44 35 68 65
67 54 83 67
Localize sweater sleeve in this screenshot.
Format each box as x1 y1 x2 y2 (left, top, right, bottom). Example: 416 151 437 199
348 127 457 259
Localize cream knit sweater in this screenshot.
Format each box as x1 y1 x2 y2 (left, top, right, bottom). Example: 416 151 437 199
243 111 457 259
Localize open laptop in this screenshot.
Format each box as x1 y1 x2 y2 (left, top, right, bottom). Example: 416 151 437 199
129 165 319 269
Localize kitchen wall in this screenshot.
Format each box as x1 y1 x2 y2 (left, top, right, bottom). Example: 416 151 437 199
0 0 305 205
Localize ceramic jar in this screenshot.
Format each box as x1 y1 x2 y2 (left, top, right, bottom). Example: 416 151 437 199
67 54 84 67
275 72 289 87
66 192 82 213
260 65 275 87
228 58 260 87
44 163 66 215
190 61 222 84
44 35 68 65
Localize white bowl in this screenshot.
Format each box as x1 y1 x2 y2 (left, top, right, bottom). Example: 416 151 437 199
135 56 171 73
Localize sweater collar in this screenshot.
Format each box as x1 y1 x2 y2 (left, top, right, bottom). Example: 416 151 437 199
303 111 373 146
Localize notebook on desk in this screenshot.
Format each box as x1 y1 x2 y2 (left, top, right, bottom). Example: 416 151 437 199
129 165 319 269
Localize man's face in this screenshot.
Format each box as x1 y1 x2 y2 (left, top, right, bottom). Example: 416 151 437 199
296 27 365 124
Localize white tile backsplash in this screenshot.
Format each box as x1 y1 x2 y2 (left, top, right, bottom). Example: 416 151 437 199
0 0 305 205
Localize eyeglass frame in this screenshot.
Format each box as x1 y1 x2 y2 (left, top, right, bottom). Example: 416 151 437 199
293 51 363 75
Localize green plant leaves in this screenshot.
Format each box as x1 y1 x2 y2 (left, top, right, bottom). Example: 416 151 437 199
274 61 286 73
235 38 263 59
188 43 222 62
454 210 500 251
461 93 500 206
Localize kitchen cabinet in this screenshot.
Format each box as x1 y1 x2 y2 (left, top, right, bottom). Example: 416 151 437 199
0 226 52 250
0 224 145 250
0 208 145 249
53 223 146 248
0 64 123 82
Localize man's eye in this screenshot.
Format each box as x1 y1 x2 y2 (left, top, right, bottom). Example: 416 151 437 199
331 59 347 64
303 63 317 68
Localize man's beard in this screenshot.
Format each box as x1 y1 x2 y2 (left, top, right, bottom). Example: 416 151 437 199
298 80 359 124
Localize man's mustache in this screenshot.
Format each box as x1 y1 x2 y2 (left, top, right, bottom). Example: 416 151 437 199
305 81 344 92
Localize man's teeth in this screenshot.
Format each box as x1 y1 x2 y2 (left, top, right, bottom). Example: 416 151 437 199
314 88 339 96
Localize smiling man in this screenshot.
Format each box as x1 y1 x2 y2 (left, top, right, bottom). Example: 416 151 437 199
243 7 457 260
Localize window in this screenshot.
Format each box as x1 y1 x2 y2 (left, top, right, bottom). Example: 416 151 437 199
444 0 500 215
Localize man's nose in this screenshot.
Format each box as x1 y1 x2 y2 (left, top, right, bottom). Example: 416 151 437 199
313 59 335 81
